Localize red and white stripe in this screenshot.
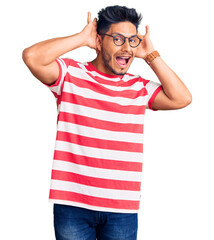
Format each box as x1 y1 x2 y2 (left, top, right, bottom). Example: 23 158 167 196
46 58 162 213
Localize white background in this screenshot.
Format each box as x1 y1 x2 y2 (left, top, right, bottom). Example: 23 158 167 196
1 0 214 239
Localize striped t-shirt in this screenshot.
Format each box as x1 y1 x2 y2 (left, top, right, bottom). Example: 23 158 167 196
46 58 162 213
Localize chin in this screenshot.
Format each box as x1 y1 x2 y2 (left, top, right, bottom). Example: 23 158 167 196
109 67 127 76
107 62 132 76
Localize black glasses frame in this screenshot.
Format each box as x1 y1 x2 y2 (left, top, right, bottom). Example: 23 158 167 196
102 33 142 48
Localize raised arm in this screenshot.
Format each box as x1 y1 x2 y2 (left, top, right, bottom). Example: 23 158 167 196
22 12 97 85
136 26 192 110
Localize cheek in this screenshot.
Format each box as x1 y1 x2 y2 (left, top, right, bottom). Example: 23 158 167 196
102 42 119 58
133 49 138 57
102 47 115 63
102 49 111 63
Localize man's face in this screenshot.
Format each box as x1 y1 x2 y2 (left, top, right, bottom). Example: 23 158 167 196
99 21 139 76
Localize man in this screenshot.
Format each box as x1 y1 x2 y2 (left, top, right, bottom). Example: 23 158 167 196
23 5 192 240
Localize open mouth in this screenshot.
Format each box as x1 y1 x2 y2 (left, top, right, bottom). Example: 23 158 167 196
116 56 131 67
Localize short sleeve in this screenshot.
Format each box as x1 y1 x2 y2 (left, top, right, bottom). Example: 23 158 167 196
145 80 162 110
43 58 68 99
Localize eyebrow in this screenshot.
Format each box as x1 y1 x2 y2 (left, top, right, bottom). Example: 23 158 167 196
111 32 138 37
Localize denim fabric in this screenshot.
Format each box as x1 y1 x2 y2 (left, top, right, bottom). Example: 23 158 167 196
54 204 138 240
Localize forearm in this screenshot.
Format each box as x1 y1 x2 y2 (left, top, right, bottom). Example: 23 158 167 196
22 12 97 85
149 56 192 104
23 32 86 66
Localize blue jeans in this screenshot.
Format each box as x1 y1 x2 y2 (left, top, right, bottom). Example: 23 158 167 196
54 204 138 240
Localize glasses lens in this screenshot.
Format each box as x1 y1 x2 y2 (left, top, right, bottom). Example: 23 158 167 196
113 35 125 46
129 36 140 47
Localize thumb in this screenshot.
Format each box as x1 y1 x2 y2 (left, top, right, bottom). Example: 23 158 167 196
145 25 150 37
93 17 97 23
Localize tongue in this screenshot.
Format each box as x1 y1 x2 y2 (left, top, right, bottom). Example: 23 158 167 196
117 57 126 66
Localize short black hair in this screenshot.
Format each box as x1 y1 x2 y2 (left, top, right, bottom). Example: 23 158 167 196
97 5 142 35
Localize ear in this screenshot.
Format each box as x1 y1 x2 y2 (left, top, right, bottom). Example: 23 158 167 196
96 34 102 53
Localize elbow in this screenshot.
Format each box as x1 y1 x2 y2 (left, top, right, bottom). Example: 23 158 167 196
22 48 32 65
184 92 192 107
187 93 192 106
168 92 192 110
177 93 192 109
22 47 37 68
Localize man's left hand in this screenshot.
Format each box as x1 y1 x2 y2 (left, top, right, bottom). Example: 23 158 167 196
135 25 155 59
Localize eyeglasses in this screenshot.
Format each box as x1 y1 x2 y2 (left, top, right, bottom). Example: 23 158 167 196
102 33 142 48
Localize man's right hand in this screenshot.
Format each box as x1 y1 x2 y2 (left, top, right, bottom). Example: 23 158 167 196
22 12 98 85
81 12 98 50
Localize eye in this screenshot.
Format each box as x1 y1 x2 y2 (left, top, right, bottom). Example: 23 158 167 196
114 35 124 43
129 37 138 43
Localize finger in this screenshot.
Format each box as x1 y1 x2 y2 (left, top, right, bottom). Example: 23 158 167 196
87 12 92 24
145 25 150 37
93 17 97 25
